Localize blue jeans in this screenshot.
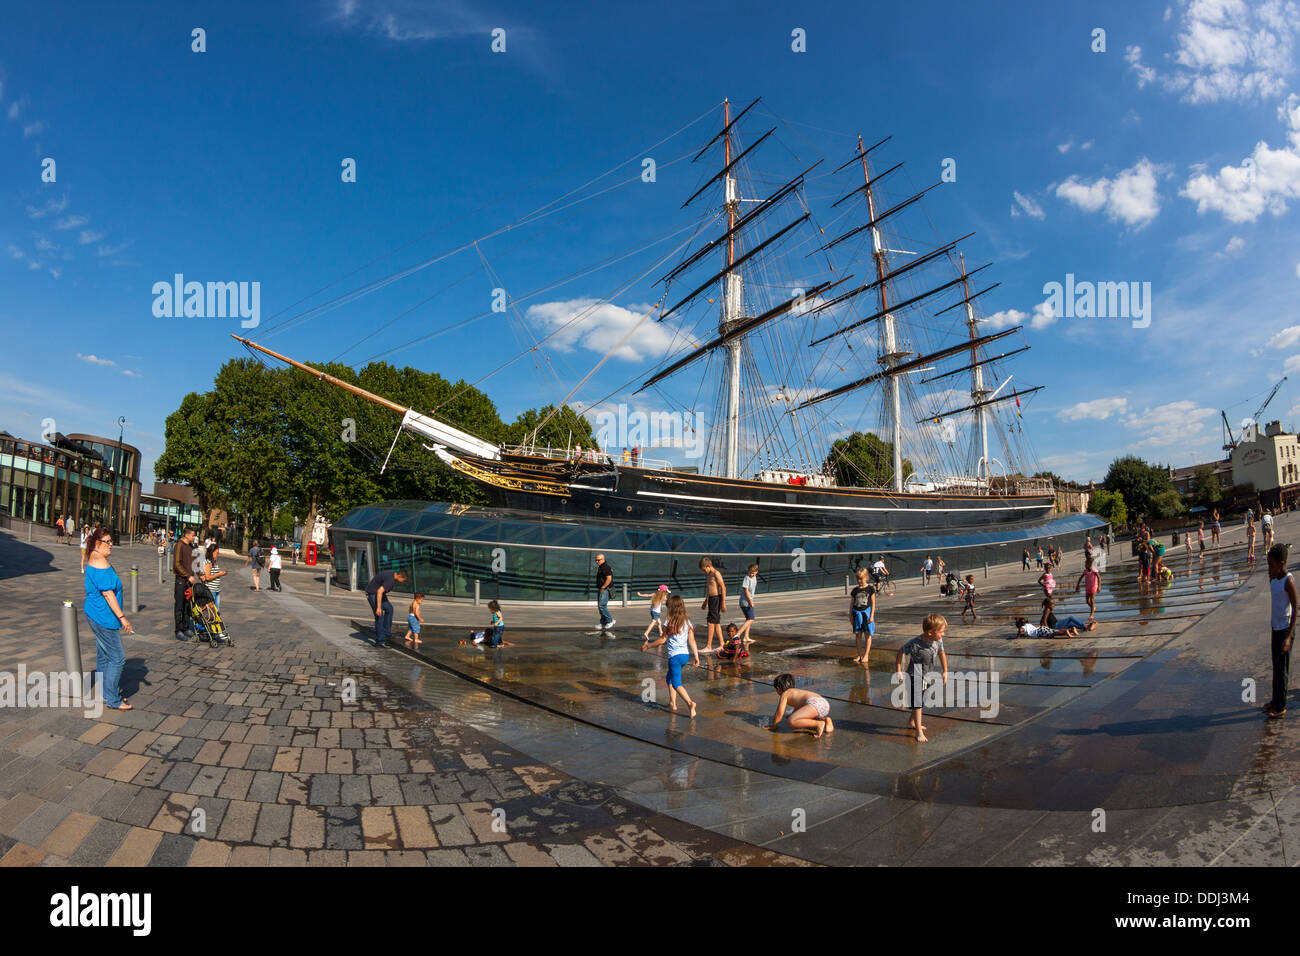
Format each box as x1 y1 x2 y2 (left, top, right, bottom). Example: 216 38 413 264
598 588 612 626
1056 615 1089 630
88 618 125 708
367 594 393 645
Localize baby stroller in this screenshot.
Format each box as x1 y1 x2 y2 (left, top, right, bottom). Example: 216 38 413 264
187 580 232 646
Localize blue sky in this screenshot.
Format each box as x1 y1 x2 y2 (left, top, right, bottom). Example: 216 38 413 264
3 0 1300 488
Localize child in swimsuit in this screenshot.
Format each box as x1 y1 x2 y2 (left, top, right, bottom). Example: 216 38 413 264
406 592 424 646
1074 556 1100 621
637 585 670 639
767 673 834 737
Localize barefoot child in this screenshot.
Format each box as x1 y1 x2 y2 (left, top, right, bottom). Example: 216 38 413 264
406 592 425 646
1038 562 1056 599
1265 543 1298 719
849 568 875 665
767 673 834 737
960 574 979 623
1074 556 1100 622
896 614 948 743
636 585 670 640
737 563 759 643
461 600 513 647
641 595 700 716
698 557 726 653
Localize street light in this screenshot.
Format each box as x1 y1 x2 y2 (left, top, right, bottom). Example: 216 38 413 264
111 417 125 540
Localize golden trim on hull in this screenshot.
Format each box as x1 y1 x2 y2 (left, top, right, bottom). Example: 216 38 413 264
447 454 571 497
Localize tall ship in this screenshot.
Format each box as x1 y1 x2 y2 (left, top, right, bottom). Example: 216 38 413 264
236 98 1054 534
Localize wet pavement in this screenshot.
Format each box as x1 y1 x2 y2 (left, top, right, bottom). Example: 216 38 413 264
3 516 1298 865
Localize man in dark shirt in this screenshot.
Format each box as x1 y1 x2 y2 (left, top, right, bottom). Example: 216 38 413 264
172 528 197 641
365 569 408 647
595 553 614 630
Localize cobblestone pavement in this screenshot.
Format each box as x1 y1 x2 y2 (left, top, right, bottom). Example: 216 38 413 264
0 528 809 867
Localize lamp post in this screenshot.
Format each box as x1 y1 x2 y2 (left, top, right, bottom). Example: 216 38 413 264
111 417 125 541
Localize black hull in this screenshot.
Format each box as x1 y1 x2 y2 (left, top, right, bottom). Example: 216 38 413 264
475 456 1055 534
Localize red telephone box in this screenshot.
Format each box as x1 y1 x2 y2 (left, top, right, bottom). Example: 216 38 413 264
305 541 318 565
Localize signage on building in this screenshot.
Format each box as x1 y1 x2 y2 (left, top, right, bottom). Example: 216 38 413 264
1243 449 1267 466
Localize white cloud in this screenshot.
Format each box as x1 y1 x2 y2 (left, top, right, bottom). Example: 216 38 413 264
1081 140 1095 151
78 230 105 244
1057 141 1072 154
980 300 1055 331
1220 235 1247 254
526 298 690 363
76 353 115 367
6 100 20 120
26 195 67 219
1181 96 1300 222
22 121 43 138
26 260 41 270
122 369 140 378
34 236 55 251
1055 158 1164 228
1058 397 1129 422
54 215 88 230
48 267 60 279
1285 353 1300 373
1123 400 1217 450
8 245 24 260
1126 0 1300 104
332 0 487 41
1011 191 1046 219
1266 325 1300 350
96 242 128 258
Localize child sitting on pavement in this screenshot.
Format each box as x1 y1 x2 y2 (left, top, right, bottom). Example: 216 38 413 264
767 673 834 737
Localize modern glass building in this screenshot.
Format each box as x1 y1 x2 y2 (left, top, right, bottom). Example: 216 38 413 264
329 501 1108 603
0 431 141 533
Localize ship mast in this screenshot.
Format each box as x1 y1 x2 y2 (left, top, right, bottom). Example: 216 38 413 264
721 99 742 479
959 252 990 480
860 136 905 492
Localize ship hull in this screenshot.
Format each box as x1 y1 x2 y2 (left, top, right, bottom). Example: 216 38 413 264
452 451 1056 533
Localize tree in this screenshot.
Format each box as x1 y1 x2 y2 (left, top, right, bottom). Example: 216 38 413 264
1191 466 1223 508
154 391 227 531
1033 470 1065 486
505 405 598 451
1102 455 1177 520
1149 488 1185 519
1089 488 1128 528
824 432 913 488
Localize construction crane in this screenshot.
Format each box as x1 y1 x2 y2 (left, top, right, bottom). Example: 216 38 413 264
1222 376 1288 450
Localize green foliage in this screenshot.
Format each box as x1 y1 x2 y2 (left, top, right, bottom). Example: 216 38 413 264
1149 488 1185 519
1089 488 1128 527
824 431 913 488
156 357 517 538
1191 466 1223 508
1102 455 1177 520
505 405 598 451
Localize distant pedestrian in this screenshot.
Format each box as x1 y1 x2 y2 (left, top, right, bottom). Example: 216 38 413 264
364 568 408 647
1248 512 1257 565
55 515 65 544
595 553 615 631
641 594 699 717
1035 547 1044 570
870 558 893 595
83 526 134 711
268 546 283 591
922 555 933 585
172 527 198 641
1211 509 1221 547
935 555 945 581
850 567 875 666
1022 548 1031 571
622 447 630 464
1264 510 1275 551
1039 562 1056 598
1265 542 1298 719
79 525 90 573
631 444 640 465
1198 521 1206 556
247 540 264 590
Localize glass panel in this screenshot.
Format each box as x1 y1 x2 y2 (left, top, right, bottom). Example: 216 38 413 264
542 547 593 602
541 523 588 548
410 538 456 599
452 516 501 544
379 511 421 534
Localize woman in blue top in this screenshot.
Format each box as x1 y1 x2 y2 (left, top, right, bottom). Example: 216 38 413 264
83 526 134 710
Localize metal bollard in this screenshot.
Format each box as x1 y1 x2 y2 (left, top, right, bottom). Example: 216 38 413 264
984 562 988 579
622 583 628 608
324 571 331 596
157 551 164 584
28 521 33 543
845 575 850 596
474 579 480 607
60 601 83 705
130 566 139 614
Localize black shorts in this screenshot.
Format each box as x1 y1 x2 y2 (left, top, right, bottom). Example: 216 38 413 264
740 601 754 621
706 594 722 623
